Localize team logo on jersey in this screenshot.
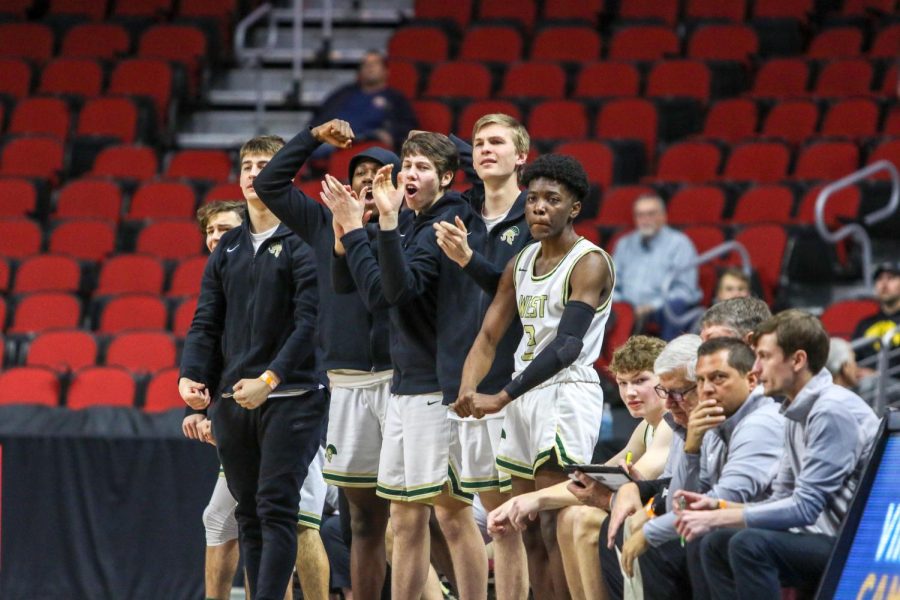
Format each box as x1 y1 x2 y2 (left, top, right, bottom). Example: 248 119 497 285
268 241 283 258
500 226 520 246
500 428 507 440
325 444 337 462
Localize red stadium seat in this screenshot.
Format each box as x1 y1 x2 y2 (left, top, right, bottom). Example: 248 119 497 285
574 62 641 99
106 331 176 373
0 136 65 185
459 26 523 63
820 99 879 138
67 366 136 409
870 24 900 59
574 222 601 245
96 255 166 296
556 141 615 187
543 0 603 24
26 330 98 372
685 0 747 21
750 59 809 98
128 181 197 220
688 25 758 62
600 302 636 367
0 295 6 329
841 0 896 16
327 142 386 184
10 292 81 334
165 150 232 183
646 60 711 103
388 27 449 63
618 0 678 25
0 58 32 100
595 99 659 162
753 0 813 20
527 101 589 143
0 0 34 18
682 225 726 254
808 27 863 58
112 0 172 18
731 186 794 225
666 186 726 225
97 294 167 334
144 367 184 412
477 0 536 31
881 65 898 98
387 60 419 99
108 59 173 125
37 58 104 99
0 23 54 62
411 101 453 137
596 185 655 229
76 97 140 144
794 141 859 181
55 179 122 222
8 98 72 141
499 62 566 100
136 219 204 259
795 185 860 228
203 183 243 204
700 99 757 142
414 0 472 28
0 366 60 406
424 62 492 100
760 100 819 144
456 101 522 139
138 25 207 96
169 256 207 298
868 139 900 179
654 142 722 183
172 295 198 337
530 27 601 63
813 59 873 98
48 219 115 261
90 145 159 181
0 178 37 218
722 141 791 183
60 23 130 60
608 26 679 61
733 225 787 302
820 299 880 339
0 218 41 258
48 0 106 20
0 257 9 292
13 254 81 294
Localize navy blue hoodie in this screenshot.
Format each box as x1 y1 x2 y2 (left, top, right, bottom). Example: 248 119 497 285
252 128 400 373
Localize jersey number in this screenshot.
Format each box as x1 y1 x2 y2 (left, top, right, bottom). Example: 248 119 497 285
522 325 536 361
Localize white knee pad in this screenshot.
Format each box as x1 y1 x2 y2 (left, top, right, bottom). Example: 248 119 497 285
203 474 239 546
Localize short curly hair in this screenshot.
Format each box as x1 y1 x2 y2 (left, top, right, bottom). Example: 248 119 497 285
521 154 590 202
609 335 667 375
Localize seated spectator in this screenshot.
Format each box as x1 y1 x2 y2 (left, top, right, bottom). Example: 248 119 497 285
698 297 772 343
713 268 751 303
853 260 900 376
310 51 416 154
827 337 900 407
613 193 702 340
676 310 880 600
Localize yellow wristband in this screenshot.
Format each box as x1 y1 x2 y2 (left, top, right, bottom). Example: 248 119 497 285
259 373 277 390
644 499 656 519
718 499 728 510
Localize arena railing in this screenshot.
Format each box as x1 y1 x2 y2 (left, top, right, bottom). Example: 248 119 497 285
852 325 900 416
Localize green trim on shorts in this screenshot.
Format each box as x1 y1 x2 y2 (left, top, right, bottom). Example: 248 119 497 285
496 454 539 479
447 463 475 503
554 432 578 466
497 432 579 480
297 511 322 530
376 481 446 502
322 470 378 488
499 476 513 494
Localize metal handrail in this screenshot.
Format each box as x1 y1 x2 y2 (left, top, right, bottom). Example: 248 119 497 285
874 325 899 416
661 240 753 327
814 160 900 289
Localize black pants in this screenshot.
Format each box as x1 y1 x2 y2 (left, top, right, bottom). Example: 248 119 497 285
599 518 692 600
699 528 835 600
212 390 328 600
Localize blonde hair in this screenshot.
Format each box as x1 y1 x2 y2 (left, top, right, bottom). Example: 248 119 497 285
472 113 530 156
610 335 667 375
239 135 285 163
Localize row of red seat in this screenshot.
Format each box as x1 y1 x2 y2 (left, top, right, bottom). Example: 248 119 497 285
390 58 897 104
0 95 149 144
0 291 197 336
0 363 183 411
2 0 237 23
390 22 899 64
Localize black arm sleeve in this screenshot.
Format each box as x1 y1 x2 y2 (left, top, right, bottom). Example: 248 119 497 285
503 300 594 399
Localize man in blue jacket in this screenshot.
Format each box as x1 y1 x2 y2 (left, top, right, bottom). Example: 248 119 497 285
179 136 328 600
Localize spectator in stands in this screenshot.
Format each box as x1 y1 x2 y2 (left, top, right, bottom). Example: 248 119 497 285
713 268 751 303
613 193 702 340
827 337 900 407
676 310 880 600
853 260 900 375
698 297 772 343
311 51 416 154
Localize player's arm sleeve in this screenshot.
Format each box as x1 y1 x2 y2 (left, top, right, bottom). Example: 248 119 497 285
503 300 594 399
253 129 329 244
340 228 392 310
180 249 226 385
378 227 441 305
267 243 319 382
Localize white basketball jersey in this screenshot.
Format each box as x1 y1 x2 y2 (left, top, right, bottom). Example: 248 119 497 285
512 237 615 377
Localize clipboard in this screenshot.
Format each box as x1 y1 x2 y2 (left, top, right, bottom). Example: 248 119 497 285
563 464 634 490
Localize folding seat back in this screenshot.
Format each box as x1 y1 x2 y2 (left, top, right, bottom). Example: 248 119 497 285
753 0 813 20
820 99 878 138
112 0 172 18
0 136 64 183
688 25 758 62
820 299 879 339
0 366 60 406
531 27 601 62
387 60 419 99
0 178 37 218
56 179 122 222
795 184 860 227
0 58 32 99
646 60 710 102
733 224 787 301
14 254 81 294
761 100 819 144
10 292 81 333
574 62 641 99
98 294 167 334
106 331 176 372
172 295 198 336
543 0 603 24
76 98 139 144
750 59 809 98
388 27 449 62
26 330 97 372
9 97 71 141
731 186 794 224
456 101 522 139
108 59 173 125
143 367 183 412
48 0 107 20
136 219 204 259
600 302 635 366
841 0 896 16
794 141 859 181
0 218 42 258
655 142 721 183
868 140 900 179
499 62 566 100
814 59 872 98
808 27 863 58
424 62 492 100
527 101 588 143
96 254 165 296
90 145 159 181
203 183 243 204
67 366 136 409
556 141 615 187
61 23 131 60
414 0 472 28
595 99 658 161
138 24 206 67
48 219 115 261
411 101 453 137
477 0 536 31
618 0 678 25
685 0 747 21
166 150 232 183
723 141 790 182
0 23 54 62
596 185 655 228
681 225 726 254
608 26 679 61
459 26 523 63
870 24 900 59
169 255 207 297
0 257 9 292
37 58 103 99
128 181 197 220
701 98 757 142
666 186 726 225
0 0 33 18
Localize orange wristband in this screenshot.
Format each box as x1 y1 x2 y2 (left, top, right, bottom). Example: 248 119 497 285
259 372 277 390
644 499 656 519
718 499 728 510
